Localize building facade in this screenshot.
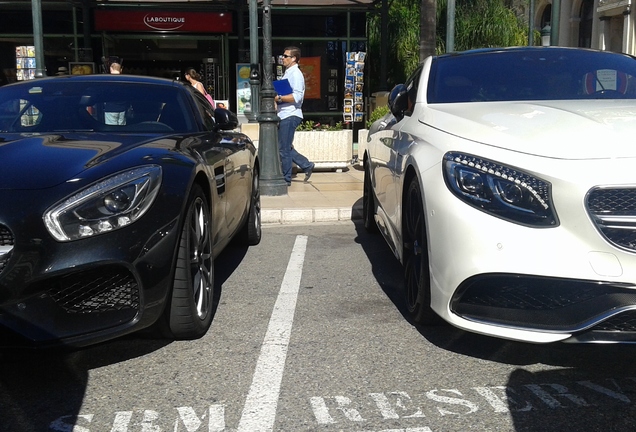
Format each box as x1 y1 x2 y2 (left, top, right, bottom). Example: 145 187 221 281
531 0 635 54
0 0 374 122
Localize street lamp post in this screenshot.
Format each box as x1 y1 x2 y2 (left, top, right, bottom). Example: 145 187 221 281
31 0 46 77
550 0 561 46
247 0 260 122
446 0 455 52
528 0 535 46
257 0 287 196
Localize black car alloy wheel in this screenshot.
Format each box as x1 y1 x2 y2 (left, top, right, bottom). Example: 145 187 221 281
239 169 262 245
167 184 215 339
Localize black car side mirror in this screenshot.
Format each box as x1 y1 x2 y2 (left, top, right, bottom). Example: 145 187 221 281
389 84 408 121
214 108 239 130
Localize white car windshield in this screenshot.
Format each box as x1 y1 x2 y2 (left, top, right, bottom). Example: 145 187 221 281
427 48 636 103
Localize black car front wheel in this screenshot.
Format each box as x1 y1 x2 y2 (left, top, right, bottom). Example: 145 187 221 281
403 177 438 325
166 184 215 339
238 168 262 245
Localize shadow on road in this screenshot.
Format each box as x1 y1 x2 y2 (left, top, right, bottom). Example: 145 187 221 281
352 216 636 366
353 215 636 430
0 336 171 430
506 366 636 432
0 243 248 431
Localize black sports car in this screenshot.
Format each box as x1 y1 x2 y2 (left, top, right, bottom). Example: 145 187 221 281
0 74 261 348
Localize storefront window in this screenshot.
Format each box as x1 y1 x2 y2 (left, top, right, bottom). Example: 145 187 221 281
1 2 369 120
271 13 348 38
579 0 594 48
259 11 367 122
2 10 75 33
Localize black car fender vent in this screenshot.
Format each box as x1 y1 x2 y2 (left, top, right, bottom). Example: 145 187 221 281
214 166 226 195
48 267 140 314
452 274 636 332
0 225 15 275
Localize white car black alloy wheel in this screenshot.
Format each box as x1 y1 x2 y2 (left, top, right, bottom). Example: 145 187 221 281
403 177 437 324
363 161 378 233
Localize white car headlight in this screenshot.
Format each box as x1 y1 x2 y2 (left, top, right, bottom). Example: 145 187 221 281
44 165 162 242
443 152 558 227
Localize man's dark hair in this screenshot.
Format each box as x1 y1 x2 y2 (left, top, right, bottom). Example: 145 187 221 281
285 46 301 63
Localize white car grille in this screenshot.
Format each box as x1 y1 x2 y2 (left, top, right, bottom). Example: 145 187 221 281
586 187 636 252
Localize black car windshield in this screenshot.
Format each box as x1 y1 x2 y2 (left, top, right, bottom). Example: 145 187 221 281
427 48 636 103
0 81 196 133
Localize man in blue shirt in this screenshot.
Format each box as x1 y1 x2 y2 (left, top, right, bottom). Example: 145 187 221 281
276 46 315 186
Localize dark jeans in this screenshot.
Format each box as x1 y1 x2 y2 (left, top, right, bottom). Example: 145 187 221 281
278 115 312 183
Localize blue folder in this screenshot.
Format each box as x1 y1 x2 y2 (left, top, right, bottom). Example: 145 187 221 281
273 78 293 96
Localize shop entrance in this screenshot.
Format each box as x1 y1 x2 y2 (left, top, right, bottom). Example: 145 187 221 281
101 34 227 99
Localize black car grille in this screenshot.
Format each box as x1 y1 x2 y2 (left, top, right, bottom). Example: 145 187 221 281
48 267 140 314
0 225 15 274
587 187 636 251
452 274 636 331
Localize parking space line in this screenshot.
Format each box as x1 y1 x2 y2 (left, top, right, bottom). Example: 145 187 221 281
237 235 308 432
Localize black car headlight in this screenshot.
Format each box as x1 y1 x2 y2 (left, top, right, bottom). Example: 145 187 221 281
443 152 558 227
44 165 162 241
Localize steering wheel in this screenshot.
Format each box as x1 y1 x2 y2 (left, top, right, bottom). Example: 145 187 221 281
127 121 174 132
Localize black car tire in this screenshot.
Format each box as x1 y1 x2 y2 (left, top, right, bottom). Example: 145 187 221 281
166 184 215 339
403 177 438 325
238 169 262 246
363 161 379 233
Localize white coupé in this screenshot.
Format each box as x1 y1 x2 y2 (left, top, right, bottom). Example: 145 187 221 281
363 47 636 344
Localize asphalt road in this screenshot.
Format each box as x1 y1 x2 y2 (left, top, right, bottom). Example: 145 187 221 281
2 221 636 431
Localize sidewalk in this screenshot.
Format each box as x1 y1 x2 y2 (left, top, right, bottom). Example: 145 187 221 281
261 165 364 224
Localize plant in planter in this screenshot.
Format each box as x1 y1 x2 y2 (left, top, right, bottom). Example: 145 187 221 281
296 120 344 131
366 104 390 129
292 120 352 169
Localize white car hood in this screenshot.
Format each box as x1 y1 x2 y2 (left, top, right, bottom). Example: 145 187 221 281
421 100 636 159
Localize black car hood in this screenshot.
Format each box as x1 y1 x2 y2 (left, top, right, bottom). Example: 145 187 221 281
0 133 174 190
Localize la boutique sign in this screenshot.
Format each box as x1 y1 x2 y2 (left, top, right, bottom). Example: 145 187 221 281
144 14 186 31
94 10 233 33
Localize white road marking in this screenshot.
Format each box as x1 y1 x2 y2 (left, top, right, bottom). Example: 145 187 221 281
358 429 432 432
237 235 308 432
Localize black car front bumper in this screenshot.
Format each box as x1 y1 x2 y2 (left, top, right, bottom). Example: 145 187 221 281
0 205 182 348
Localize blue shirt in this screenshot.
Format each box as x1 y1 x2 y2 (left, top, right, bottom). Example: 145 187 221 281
277 63 304 121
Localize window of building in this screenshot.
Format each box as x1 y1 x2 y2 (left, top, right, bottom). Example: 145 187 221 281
579 0 594 48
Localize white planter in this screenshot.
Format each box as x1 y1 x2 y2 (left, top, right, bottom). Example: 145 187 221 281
292 129 353 170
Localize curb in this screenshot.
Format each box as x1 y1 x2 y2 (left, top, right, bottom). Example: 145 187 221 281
262 204 363 225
